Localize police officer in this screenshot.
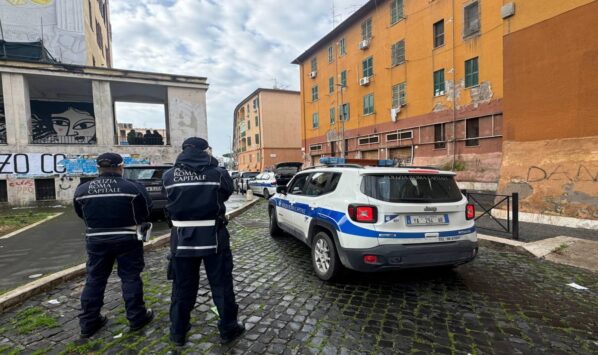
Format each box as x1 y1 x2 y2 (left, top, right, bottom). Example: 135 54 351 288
73 153 154 338
163 137 244 346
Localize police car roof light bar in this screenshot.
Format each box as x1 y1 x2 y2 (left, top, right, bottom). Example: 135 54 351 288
319 157 398 167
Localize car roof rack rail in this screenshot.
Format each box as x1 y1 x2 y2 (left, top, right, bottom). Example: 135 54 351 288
398 165 440 170
303 164 363 170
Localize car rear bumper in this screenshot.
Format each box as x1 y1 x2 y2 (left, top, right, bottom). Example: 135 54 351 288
151 199 167 212
338 240 478 272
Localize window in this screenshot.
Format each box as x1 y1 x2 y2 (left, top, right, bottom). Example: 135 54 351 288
311 85 319 101
390 0 404 24
0 180 7 203
95 21 103 50
339 38 346 56
304 172 342 197
386 130 413 141
329 107 336 125
114 102 167 146
433 69 445 96
358 135 379 145
464 1 480 37
434 123 446 149
433 20 445 48
312 112 319 128
255 116 259 126
288 173 310 195
253 97 259 110
249 154 252 162
310 57 317 72
340 103 350 121
391 40 405 66
362 56 373 78
35 179 56 201
466 118 480 146
328 77 334 94
340 70 347 88
247 119 251 130
361 174 462 203
465 57 479 87
361 18 372 41
310 144 322 152
247 136 251 146
392 82 407 108
328 46 334 63
363 93 375 115
255 134 260 145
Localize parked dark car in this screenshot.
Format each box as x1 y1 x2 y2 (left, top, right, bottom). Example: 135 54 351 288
273 162 303 187
123 165 172 216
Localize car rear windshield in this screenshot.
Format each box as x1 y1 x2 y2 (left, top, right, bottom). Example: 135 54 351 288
124 168 167 181
361 174 462 203
242 172 259 178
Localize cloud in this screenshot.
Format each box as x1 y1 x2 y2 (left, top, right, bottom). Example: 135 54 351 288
110 0 367 156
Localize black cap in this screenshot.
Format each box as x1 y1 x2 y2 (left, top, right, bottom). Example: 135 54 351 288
182 137 210 150
96 152 124 168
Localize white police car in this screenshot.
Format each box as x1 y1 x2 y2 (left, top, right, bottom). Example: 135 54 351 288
248 171 277 199
268 158 478 281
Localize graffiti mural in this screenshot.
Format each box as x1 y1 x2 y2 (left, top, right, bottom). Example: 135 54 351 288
30 101 96 144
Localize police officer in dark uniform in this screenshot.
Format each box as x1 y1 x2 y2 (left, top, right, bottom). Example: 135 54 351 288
163 137 244 346
73 153 154 338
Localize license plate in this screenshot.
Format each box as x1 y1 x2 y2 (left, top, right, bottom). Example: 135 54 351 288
406 214 449 226
146 186 162 192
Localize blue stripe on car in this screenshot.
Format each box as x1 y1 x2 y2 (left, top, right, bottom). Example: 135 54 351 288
271 197 475 239
249 182 276 187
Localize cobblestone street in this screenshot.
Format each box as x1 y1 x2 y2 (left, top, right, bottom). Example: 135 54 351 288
0 201 596 354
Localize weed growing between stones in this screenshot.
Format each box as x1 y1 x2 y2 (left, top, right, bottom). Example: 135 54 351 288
12 307 58 334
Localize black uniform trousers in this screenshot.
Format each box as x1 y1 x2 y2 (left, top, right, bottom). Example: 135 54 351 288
169 230 239 338
79 239 147 333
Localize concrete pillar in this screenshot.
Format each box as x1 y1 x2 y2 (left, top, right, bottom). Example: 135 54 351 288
92 80 114 146
1 73 31 147
167 87 208 148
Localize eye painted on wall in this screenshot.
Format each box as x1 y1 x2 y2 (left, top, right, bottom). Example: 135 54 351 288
52 117 70 127
73 119 96 130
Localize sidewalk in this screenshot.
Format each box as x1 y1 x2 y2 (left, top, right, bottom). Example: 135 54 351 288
0 194 252 292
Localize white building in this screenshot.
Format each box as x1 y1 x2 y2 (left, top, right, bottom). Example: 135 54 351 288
0 59 208 206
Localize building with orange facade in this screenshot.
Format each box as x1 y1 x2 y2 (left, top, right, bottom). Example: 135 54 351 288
293 0 504 184
497 0 598 224
233 89 302 172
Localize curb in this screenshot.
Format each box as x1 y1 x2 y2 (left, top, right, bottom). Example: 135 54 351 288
0 213 64 241
0 197 260 314
477 234 531 256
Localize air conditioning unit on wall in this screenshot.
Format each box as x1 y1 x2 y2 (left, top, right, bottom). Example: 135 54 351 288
359 39 371 50
359 77 371 86
309 71 317 79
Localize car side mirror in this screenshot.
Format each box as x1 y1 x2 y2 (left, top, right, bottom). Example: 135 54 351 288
276 185 287 194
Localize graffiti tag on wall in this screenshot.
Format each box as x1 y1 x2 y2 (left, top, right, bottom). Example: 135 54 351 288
30 101 96 144
526 165 597 183
0 153 150 176
8 179 34 194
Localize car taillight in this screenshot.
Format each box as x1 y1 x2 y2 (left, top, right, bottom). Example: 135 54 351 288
348 205 377 223
363 255 379 264
466 204 475 220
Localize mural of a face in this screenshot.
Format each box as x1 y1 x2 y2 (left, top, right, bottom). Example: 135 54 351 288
51 107 96 143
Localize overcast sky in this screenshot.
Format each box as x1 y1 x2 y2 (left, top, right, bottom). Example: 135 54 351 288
111 0 368 156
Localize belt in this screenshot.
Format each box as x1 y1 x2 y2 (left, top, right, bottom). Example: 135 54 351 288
171 220 216 227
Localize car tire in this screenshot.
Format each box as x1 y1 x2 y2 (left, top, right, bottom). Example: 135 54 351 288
269 208 283 237
311 232 341 281
263 188 270 199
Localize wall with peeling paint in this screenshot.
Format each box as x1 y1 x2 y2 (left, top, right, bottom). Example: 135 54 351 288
499 1 598 220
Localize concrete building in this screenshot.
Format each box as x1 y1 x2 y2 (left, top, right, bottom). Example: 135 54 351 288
0 0 112 67
497 0 598 224
0 59 208 206
232 89 302 172
293 0 504 185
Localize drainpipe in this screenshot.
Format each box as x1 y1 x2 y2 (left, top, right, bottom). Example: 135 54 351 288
451 0 458 171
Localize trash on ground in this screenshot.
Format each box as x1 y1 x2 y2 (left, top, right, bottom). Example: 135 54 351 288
28 273 43 279
47 299 60 305
113 333 123 339
211 306 219 317
567 282 589 290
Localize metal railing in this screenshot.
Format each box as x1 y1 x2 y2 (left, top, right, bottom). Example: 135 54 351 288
466 191 519 240
29 135 96 144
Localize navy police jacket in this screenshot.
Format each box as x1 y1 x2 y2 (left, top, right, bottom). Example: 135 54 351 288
74 172 152 243
162 148 233 257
